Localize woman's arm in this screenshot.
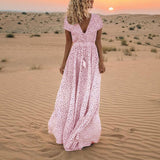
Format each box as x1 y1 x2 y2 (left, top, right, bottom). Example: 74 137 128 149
60 30 72 74
95 29 104 63
61 30 73 65
95 29 105 73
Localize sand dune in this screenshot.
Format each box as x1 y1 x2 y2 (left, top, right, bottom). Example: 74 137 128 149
0 11 160 160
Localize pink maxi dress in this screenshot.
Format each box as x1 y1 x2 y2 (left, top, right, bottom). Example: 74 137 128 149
48 13 103 151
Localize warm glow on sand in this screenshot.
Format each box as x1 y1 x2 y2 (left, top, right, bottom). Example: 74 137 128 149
108 7 114 11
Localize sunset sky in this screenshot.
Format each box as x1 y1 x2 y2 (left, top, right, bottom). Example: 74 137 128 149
0 0 160 15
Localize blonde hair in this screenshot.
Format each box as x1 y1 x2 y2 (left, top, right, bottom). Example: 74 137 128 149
65 0 92 25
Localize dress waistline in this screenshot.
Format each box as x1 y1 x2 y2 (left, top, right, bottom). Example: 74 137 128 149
72 41 95 45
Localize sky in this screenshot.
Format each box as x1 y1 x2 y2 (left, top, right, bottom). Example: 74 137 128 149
0 0 160 15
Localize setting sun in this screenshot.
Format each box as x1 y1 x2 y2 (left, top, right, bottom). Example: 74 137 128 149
108 7 114 11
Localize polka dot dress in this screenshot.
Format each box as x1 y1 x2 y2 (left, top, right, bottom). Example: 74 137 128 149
48 13 103 151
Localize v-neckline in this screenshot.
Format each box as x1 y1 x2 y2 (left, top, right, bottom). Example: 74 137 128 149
78 13 93 34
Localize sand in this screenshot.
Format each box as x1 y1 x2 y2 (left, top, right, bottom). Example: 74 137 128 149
0 11 160 160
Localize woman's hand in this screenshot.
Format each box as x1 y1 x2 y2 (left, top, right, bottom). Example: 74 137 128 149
59 63 66 75
99 61 105 73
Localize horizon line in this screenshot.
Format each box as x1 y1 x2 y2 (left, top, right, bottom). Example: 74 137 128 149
0 10 160 16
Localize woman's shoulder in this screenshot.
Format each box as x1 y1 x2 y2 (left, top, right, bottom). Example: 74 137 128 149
93 13 102 19
64 14 73 31
64 15 74 26
93 13 103 30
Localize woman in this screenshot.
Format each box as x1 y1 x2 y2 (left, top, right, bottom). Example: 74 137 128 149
48 0 106 151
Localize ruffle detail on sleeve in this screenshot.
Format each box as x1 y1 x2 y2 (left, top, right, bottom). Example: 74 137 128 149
96 14 103 31
64 16 72 32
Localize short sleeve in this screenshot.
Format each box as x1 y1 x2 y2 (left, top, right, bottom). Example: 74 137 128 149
96 14 103 31
64 16 72 32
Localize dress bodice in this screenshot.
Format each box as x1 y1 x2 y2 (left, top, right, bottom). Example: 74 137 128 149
64 13 103 44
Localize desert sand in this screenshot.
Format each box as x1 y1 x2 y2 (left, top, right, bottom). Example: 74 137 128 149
0 11 160 160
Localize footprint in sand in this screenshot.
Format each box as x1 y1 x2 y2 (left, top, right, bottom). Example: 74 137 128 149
112 127 120 132
129 128 136 133
109 134 125 139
